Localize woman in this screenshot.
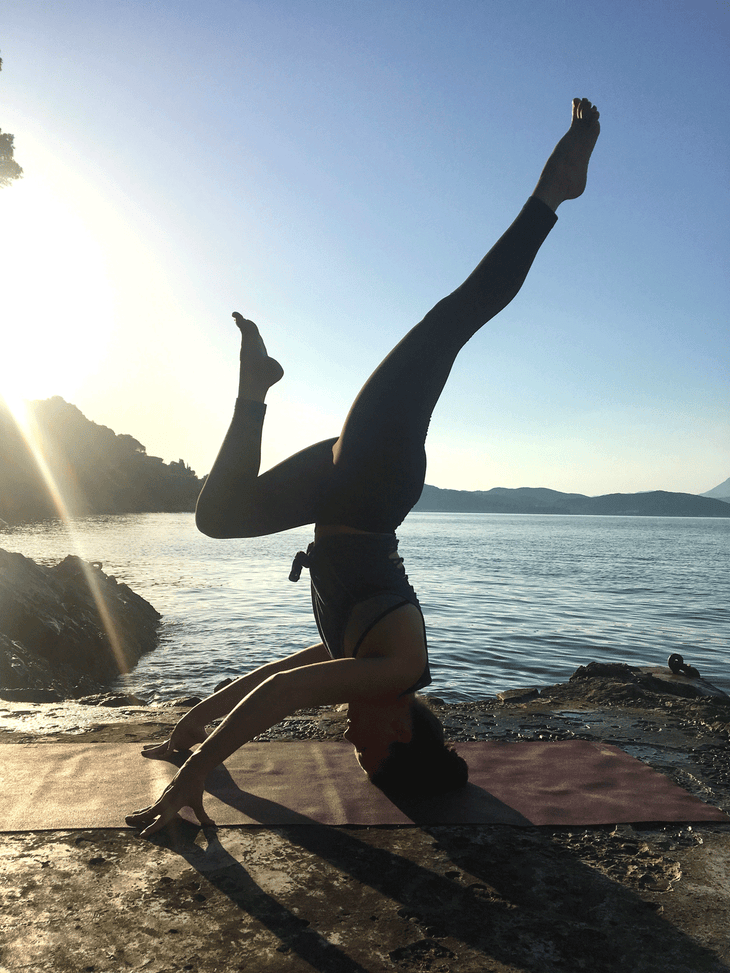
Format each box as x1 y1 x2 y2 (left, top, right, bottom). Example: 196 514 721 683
128 98 600 837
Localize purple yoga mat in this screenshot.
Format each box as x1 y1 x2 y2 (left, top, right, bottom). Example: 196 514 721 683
1 740 727 831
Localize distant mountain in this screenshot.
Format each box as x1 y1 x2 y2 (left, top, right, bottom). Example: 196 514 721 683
702 478 730 504
414 485 730 518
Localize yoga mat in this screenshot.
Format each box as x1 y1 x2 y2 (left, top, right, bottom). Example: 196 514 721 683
0 740 727 832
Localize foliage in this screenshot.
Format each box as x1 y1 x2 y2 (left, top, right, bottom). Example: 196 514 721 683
0 53 23 187
0 396 205 524
0 129 23 188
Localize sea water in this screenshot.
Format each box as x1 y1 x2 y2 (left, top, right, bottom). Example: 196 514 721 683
2 512 728 702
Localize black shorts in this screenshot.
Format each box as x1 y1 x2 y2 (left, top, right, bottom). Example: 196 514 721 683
289 533 431 696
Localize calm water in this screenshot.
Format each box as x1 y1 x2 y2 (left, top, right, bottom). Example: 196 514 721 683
2 513 728 702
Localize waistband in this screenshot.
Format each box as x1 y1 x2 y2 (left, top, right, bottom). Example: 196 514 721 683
289 532 399 583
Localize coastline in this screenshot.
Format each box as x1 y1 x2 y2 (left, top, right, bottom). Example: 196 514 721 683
2 671 729 972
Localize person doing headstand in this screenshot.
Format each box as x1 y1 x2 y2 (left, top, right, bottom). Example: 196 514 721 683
128 98 600 837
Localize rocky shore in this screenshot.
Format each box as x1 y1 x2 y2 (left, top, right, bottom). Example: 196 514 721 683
1 664 729 972
0 547 160 700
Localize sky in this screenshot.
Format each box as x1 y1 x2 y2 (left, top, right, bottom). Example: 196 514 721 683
1 0 728 497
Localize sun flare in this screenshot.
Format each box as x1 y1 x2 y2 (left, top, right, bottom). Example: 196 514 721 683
0 171 115 412
1 331 132 675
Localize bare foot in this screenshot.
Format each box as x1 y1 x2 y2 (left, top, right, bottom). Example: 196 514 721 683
233 312 284 401
532 98 600 212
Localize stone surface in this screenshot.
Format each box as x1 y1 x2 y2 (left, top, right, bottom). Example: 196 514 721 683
1 672 730 972
2 824 729 973
0 548 160 699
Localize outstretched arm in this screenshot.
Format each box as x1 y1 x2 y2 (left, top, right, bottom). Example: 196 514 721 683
141 642 332 758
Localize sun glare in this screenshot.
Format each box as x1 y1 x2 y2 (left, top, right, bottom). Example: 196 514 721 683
2 394 134 674
0 169 115 412
0 148 143 674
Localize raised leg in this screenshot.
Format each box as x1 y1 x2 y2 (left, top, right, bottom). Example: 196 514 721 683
323 101 600 532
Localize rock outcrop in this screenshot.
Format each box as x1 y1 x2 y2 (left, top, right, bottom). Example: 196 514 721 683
0 396 204 523
0 548 160 700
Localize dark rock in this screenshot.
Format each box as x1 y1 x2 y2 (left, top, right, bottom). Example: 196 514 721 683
0 548 160 700
0 631 104 699
162 696 203 708
570 660 729 702
389 938 455 963
498 687 540 705
570 662 641 683
76 693 149 707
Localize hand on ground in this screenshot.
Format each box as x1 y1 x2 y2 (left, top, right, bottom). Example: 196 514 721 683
126 765 215 838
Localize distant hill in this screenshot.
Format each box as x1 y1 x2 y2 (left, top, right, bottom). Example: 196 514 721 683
3 395 727 524
414 484 730 518
702 478 730 504
0 397 204 524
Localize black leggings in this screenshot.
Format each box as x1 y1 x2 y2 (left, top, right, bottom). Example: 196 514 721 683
198 197 557 536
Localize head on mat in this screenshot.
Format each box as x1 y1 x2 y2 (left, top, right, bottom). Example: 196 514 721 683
345 695 469 796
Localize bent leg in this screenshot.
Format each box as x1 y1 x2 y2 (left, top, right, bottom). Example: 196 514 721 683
196 317 337 538
197 427 337 538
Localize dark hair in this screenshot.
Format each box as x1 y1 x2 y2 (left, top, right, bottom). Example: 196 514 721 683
370 697 468 798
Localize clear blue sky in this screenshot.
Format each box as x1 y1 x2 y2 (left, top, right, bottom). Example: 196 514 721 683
2 0 728 496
